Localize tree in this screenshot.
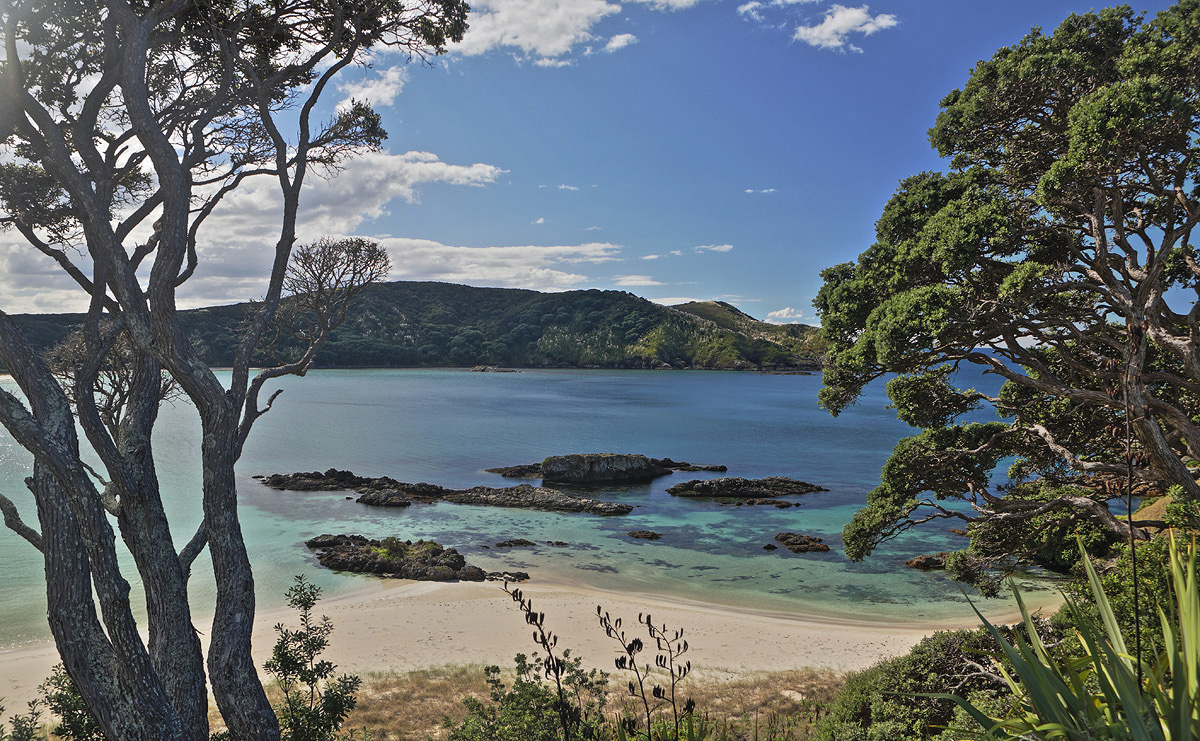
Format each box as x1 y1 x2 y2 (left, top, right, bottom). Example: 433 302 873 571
815 3 1200 590
0 0 466 738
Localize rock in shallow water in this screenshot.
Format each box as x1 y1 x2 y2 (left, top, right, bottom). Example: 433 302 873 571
304 534 487 581
667 476 827 498
540 453 671 484
773 532 830 553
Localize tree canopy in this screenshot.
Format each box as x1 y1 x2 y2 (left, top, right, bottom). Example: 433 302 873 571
815 2 1200 592
0 0 466 738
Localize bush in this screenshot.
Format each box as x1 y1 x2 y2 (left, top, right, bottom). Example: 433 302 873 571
811 628 1009 741
445 652 609 741
264 576 370 741
0 702 39 741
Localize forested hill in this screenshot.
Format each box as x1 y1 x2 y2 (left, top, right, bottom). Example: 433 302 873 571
11 281 824 370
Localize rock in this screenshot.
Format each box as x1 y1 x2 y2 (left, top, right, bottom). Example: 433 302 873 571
486 571 531 582
773 532 830 553
354 491 412 507
762 543 778 551
485 463 544 478
439 484 633 515
263 469 631 515
305 534 486 581
546 541 569 547
668 477 828 498
540 454 671 484
905 552 949 570
471 365 520 372
949 528 969 537
627 530 661 540
495 538 537 548
649 458 728 472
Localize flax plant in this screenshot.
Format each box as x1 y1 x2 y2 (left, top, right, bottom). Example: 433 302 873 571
943 535 1199 740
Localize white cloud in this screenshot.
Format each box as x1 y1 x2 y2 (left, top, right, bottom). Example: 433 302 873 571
559 184 580 191
615 274 665 286
453 0 620 63
641 254 662 260
669 249 683 256
585 226 603 231
794 5 898 52
745 187 776 194
533 217 546 224
694 244 734 253
380 239 622 290
630 0 703 8
737 1 764 21
605 33 639 52
534 57 574 68
337 66 409 109
649 296 701 305
766 306 807 324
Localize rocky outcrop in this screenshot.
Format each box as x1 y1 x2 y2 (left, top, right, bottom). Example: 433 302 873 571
486 571 531 582
305 534 486 581
484 463 544 478
471 365 520 372
437 485 632 515
495 538 537 548
667 477 827 498
540 454 671 484
261 469 631 515
486 455 726 479
905 552 949 570
773 533 830 553
627 530 661 540
648 458 727 473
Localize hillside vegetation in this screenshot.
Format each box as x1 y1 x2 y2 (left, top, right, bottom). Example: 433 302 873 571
12 282 823 371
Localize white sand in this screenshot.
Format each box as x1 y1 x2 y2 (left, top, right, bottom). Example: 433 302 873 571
0 577 1054 710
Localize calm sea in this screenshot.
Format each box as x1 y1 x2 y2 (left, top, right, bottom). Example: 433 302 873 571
0 368 1039 650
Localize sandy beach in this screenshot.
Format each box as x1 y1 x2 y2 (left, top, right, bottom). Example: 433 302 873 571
0 577 1052 711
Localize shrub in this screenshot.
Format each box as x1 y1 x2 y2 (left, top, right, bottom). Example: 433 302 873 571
264 575 370 741
810 628 1010 741
445 652 609 741
945 535 1200 739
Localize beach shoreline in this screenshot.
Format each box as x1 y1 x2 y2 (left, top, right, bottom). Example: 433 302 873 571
0 576 1061 711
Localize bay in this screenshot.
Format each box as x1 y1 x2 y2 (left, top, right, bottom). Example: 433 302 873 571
0 368 1029 651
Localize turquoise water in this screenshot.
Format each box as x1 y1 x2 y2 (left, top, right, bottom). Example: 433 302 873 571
0 369 1034 650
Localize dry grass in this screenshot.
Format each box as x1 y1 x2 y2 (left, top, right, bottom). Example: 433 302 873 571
337 664 844 740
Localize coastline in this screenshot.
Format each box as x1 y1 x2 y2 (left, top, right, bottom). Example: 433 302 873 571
0 576 1061 710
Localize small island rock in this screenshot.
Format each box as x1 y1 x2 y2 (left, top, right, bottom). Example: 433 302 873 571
668 477 827 498
540 453 671 484
627 530 662 540
305 534 486 581
773 532 830 553
905 552 949 570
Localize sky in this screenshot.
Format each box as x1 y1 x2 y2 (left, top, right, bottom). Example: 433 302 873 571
2 0 1178 323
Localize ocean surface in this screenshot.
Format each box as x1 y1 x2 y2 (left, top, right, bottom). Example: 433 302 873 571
0 368 1043 650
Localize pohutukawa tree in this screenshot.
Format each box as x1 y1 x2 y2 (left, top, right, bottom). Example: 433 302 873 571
816 2 1200 593
0 0 463 738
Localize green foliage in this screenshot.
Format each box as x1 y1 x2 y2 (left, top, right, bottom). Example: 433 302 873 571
445 653 609 741
816 0 1200 585
265 576 369 741
37 666 102 741
810 628 1009 741
1065 534 1177 670
944 535 1200 740
1165 490 1200 531
11 284 821 371
0 701 40 741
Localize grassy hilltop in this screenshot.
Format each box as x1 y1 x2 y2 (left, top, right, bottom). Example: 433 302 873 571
12 281 823 370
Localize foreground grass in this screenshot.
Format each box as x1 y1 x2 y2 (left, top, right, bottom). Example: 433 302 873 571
339 664 844 740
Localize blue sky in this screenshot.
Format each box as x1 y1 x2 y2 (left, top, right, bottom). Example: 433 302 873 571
2 1 1177 320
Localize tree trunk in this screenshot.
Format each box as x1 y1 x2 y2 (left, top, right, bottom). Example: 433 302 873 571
202 409 280 740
